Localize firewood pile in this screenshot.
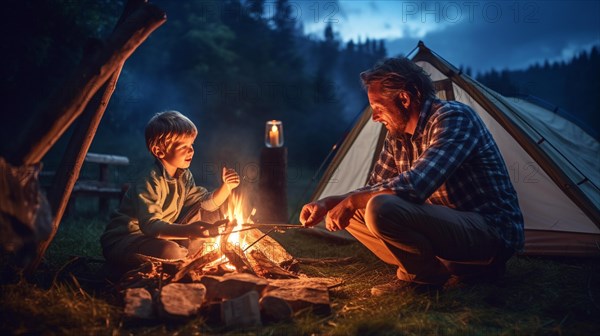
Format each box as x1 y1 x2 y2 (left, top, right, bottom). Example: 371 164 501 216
117 229 343 327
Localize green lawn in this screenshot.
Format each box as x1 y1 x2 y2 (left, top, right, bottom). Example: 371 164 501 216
1 214 599 335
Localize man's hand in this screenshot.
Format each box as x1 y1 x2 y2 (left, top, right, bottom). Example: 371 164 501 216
325 196 357 231
299 201 327 227
222 167 240 191
324 190 387 231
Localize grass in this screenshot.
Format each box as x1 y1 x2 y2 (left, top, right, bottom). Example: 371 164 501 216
1 212 599 335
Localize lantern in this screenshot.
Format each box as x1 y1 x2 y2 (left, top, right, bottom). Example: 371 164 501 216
265 120 284 148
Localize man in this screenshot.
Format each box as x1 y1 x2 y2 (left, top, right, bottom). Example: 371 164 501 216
300 57 524 294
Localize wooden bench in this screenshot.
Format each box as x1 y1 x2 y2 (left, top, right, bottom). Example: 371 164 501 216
71 152 130 213
40 152 130 214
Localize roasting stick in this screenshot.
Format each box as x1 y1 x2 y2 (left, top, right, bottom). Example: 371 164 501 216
243 228 275 252
239 223 307 252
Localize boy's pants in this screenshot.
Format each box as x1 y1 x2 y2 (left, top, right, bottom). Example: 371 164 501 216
106 205 220 269
134 205 221 261
345 194 513 285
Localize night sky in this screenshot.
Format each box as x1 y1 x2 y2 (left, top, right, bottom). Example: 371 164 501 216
301 0 600 73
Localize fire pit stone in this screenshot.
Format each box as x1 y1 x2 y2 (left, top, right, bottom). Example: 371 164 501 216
200 272 269 300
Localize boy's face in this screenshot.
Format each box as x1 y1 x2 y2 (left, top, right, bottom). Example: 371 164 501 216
157 134 196 175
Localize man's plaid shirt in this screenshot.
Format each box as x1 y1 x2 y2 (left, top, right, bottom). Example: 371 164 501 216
359 98 524 251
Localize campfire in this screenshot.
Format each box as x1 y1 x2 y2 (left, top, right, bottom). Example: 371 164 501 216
182 191 300 279
119 192 341 327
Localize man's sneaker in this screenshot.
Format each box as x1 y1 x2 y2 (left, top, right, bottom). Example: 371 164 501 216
371 279 441 296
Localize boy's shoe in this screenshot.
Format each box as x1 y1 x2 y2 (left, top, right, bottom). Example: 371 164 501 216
371 279 441 296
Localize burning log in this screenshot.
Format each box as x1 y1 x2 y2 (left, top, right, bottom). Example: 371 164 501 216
171 249 221 283
221 241 256 276
219 220 256 275
209 225 301 278
246 249 298 279
243 228 299 271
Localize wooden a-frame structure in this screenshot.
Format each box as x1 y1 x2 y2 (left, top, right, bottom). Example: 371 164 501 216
0 0 166 274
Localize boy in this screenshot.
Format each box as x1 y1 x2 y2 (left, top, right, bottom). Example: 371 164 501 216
101 110 240 269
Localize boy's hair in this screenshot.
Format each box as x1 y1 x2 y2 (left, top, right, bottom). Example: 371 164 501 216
145 111 197 154
360 57 435 110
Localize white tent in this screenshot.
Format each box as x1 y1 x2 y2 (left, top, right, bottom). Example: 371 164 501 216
309 42 600 257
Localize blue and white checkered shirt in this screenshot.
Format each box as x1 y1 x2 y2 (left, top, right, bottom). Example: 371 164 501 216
360 98 524 251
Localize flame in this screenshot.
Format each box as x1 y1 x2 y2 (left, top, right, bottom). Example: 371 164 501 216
217 193 249 271
223 192 248 248
202 193 253 272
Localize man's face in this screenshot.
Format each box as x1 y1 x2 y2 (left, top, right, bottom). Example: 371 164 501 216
367 82 410 137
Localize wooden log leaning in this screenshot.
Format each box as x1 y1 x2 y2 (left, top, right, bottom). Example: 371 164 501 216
24 0 166 274
31 69 125 275
48 67 124 216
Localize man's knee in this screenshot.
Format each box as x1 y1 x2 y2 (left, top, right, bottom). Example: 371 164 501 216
365 194 411 236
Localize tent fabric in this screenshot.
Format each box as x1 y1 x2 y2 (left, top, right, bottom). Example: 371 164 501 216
311 106 384 204
508 98 599 192
309 42 600 257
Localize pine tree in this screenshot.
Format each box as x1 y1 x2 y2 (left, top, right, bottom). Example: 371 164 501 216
346 39 355 53
377 40 387 59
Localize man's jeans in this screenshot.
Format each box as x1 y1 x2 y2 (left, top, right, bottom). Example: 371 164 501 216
346 194 512 285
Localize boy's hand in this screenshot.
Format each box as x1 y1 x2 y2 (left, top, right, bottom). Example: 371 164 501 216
222 167 240 191
187 219 232 238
